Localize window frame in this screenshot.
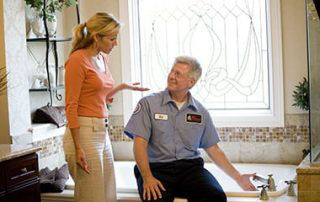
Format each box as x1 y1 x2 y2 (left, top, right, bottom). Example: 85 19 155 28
119 0 284 127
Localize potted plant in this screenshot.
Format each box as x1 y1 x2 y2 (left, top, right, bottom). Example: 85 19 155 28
25 0 77 36
292 77 309 111
25 0 76 22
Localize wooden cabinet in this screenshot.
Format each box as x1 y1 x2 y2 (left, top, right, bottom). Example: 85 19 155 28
0 153 40 202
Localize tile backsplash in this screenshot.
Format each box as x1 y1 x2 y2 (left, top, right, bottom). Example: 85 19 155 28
108 114 309 143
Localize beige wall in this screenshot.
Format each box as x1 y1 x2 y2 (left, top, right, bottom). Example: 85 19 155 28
281 0 308 114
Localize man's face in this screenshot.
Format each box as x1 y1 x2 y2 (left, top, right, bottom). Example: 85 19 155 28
167 63 194 93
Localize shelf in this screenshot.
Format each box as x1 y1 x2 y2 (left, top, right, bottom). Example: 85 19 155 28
27 37 72 42
29 85 64 92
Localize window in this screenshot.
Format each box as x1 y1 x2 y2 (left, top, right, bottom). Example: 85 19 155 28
119 0 283 127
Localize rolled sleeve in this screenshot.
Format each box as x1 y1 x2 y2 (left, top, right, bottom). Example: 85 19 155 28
124 98 152 141
199 111 220 148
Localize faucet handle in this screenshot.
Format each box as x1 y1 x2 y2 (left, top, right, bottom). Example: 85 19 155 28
285 180 296 185
257 185 269 200
257 184 269 189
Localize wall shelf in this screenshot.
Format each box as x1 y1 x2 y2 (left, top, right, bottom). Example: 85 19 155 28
27 37 72 42
29 85 64 92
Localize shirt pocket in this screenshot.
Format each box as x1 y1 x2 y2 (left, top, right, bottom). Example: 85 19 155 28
151 119 171 144
180 123 204 151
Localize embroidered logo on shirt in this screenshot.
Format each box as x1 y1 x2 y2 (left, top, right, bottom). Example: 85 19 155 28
154 113 168 120
186 113 202 124
133 103 142 115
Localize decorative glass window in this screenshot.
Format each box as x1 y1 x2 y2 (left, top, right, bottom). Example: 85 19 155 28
119 0 284 127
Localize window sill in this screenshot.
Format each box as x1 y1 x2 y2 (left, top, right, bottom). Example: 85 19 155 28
31 123 65 142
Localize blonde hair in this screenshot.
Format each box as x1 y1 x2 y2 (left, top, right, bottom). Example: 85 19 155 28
174 56 202 83
70 12 121 54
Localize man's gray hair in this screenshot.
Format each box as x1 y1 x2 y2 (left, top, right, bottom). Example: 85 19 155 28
173 56 202 83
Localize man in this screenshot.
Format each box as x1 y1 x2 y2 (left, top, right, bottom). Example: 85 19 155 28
125 56 256 202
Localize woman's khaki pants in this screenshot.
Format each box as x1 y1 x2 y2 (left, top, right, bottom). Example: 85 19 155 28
63 117 117 202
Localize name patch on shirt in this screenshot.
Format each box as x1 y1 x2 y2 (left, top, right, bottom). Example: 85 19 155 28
186 113 202 124
154 113 168 121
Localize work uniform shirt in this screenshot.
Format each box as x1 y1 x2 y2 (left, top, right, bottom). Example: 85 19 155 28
124 89 220 163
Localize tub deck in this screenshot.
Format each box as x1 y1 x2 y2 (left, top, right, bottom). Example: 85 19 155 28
43 161 297 202
113 161 297 197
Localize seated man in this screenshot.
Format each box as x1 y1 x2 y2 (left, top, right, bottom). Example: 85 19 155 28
125 56 256 202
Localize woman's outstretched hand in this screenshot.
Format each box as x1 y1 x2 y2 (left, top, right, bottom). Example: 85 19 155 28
123 82 150 91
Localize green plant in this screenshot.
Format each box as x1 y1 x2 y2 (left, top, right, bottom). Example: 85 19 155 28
292 77 309 111
25 0 77 22
0 67 8 95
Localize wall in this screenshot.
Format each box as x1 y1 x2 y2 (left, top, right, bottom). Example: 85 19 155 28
282 0 308 114
0 0 32 144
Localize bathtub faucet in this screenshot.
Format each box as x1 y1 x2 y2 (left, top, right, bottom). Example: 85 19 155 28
253 174 276 191
257 185 269 200
285 180 296 196
267 174 276 191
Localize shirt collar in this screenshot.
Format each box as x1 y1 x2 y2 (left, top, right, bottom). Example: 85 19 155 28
162 89 199 111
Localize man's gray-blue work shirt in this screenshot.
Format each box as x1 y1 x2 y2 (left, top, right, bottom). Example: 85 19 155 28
124 89 220 163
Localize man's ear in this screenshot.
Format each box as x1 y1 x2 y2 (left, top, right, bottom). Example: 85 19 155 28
188 78 195 89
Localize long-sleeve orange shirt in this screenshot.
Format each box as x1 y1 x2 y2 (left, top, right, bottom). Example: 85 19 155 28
65 49 114 128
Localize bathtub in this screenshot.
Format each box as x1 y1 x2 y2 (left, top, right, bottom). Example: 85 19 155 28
114 161 297 198
60 161 296 201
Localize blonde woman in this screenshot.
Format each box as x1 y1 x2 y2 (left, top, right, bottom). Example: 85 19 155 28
63 12 149 202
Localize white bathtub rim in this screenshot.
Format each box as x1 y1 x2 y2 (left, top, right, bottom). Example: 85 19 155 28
65 161 296 198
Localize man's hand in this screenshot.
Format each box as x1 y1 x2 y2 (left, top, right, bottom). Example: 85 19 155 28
236 173 257 191
143 175 166 200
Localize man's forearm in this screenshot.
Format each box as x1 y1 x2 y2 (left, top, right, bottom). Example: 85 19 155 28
134 137 153 179
205 144 241 181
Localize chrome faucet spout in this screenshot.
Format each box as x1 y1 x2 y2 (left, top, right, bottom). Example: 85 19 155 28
253 174 268 184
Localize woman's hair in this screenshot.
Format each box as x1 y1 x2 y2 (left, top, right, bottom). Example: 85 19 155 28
174 56 202 83
70 12 121 54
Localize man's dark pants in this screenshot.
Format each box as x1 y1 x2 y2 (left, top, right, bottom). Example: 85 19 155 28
134 158 227 202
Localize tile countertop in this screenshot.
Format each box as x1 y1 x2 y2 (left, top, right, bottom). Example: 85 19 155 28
0 144 41 163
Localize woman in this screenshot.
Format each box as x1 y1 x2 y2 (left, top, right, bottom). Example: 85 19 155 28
63 12 148 202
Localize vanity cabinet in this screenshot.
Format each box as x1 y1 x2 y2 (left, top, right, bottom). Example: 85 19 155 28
0 164 5 202
0 153 40 202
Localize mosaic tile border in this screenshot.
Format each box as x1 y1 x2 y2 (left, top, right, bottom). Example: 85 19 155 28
108 114 309 143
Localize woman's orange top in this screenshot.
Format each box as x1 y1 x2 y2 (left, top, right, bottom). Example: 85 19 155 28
65 49 114 128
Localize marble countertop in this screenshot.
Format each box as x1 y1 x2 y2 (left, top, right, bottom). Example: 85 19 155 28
296 153 320 174
0 144 41 163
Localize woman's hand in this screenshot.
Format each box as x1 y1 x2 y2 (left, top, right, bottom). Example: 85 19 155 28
75 148 90 174
122 82 150 91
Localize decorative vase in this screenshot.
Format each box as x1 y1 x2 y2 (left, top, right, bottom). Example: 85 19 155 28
25 5 36 38
31 15 45 38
